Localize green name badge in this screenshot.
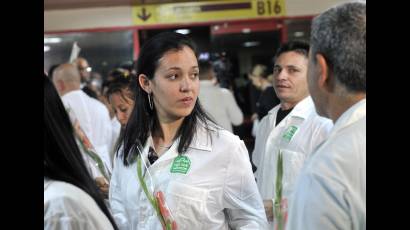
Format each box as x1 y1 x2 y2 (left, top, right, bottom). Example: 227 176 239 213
282 125 299 142
170 155 191 174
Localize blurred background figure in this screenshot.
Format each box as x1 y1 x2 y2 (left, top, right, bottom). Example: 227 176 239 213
52 63 114 171
101 68 134 154
74 57 99 99
249 64 280 137
213 52 233 89
198 60 243 133
253 64 280 121
105 70 136 164
90 72 103 98
44 73 118 230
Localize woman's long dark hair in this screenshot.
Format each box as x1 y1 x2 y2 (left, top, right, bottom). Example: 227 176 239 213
120 32 216 166
44 74 118 230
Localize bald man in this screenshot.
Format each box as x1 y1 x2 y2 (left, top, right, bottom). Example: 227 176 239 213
53 64 114 178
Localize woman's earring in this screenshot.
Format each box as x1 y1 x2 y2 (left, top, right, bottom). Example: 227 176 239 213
148 93 153 110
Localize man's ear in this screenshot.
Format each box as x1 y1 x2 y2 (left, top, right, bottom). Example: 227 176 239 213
315 54 333 93
138 74 151 94
56 79 65 93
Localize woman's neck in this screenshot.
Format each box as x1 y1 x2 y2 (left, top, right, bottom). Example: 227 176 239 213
152 117 184 156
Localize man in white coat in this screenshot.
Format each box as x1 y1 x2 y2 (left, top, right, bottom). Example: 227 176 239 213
198 60 243 133
287 2 366 229
53 63 114 175
252 41 333 227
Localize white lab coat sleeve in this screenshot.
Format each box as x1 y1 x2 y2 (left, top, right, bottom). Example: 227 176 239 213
286 172 351 230
109 155 129 230
223 140 268 229
223 89 244 126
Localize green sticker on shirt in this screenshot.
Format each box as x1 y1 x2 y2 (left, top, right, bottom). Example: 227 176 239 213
282 125 299 142
170 155 191 174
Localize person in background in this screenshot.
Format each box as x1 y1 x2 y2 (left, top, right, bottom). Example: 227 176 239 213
251 64 280 121
106 71 136 164
252 41 333 228
287 2 366 229
73 57 99 99
109 32 267 229
102 68 135 159
248 64 280 137
52 63 114 175
198 60 243 133
44 73 118 230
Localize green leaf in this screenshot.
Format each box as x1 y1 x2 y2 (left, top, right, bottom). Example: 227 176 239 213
78 137 110 181
136 156 166 227
274 150 285 230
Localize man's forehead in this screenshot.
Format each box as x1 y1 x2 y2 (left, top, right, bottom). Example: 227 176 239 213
275 51 307 67
79 60 89 67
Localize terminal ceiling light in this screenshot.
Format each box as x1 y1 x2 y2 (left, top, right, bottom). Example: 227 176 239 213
44 46 50 52
175 29 190 35
44 37 62 44
242 28 251 33
294 31 304 37
243 41 260 47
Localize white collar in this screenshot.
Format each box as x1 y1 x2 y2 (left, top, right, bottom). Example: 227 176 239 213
331 98 366 135
269 96 314 120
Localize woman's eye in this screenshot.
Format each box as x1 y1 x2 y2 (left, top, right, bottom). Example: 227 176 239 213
168 74 177 80
192 73 199 79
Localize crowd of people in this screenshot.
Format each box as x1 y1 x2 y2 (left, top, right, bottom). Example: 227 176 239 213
44 1 366 229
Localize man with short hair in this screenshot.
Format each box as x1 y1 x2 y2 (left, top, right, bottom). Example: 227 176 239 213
53 63 114 174
198 60 243 133
287 2 366 229
252 41 333 228
73 57 98 99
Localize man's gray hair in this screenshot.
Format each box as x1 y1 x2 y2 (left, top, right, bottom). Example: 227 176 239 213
311 1 366 93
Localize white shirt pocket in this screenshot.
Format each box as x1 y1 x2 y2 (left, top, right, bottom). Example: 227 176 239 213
167 181 208 229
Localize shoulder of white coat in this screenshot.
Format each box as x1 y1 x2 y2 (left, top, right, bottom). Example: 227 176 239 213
44 180 94 210
90 97 110 114
219 87 234 96
211 129 247 155
44 180 86 202
307 110 333 136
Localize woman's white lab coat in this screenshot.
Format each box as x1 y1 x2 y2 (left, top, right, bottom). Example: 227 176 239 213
109 123 268 230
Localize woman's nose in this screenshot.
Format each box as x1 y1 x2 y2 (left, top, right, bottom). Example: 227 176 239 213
180 76 192 92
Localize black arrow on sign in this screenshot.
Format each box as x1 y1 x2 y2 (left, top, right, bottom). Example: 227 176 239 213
137 8 151 21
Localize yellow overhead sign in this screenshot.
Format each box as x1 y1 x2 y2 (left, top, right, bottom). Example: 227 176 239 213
132 0 286 25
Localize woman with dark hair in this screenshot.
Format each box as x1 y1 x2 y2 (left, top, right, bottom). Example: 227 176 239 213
105 71 137 163
44 74 118 230
106 71 136 128
109 32 267 229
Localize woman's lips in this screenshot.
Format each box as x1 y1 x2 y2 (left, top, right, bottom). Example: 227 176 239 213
179 97 193 106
